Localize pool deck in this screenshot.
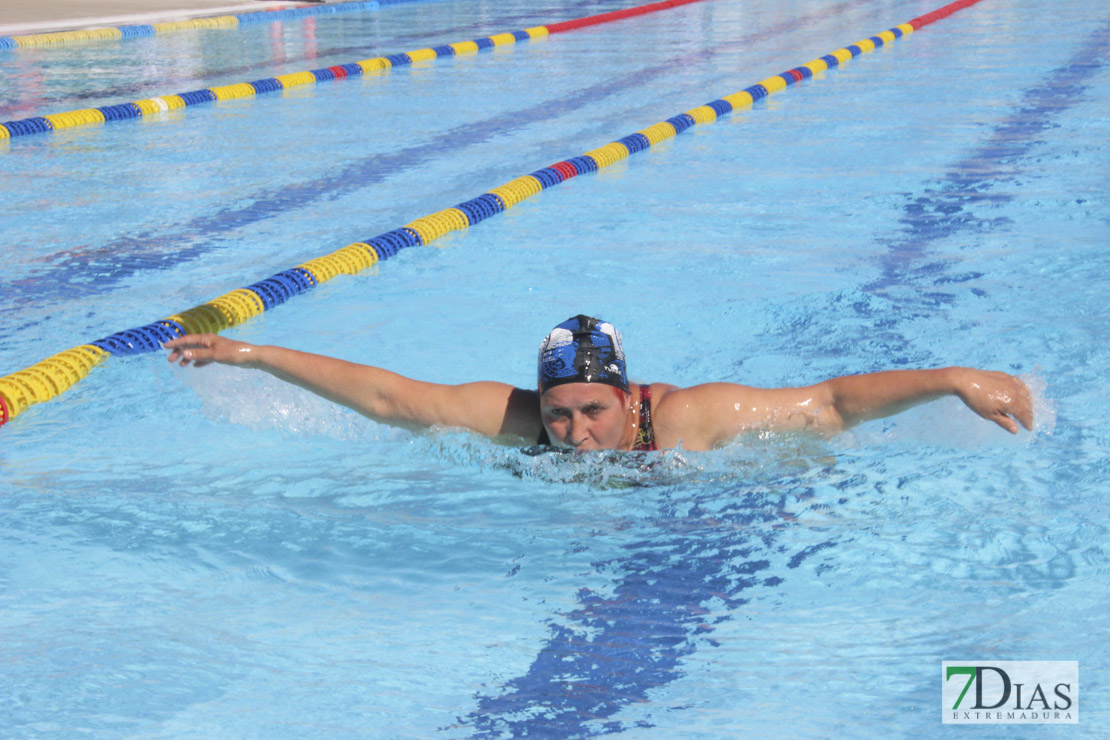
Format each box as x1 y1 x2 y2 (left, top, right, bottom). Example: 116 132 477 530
1 0 329 35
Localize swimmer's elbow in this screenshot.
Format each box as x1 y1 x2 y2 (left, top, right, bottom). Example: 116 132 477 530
806 383 847 435
812 405 848 436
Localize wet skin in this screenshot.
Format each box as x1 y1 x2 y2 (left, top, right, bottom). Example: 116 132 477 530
539 383 640 451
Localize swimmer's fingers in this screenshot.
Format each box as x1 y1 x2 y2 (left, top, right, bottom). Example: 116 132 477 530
986 409 1020 435
164 334 212 366
990 373 1034 432
1011 377 1035 432
163 334 249 367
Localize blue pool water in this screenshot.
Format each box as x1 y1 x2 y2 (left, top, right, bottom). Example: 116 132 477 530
2 0 1108 736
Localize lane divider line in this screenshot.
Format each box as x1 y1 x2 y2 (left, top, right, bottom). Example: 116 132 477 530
0 0 709 141
0 0 987 427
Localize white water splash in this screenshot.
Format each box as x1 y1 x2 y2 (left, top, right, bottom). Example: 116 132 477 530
169 362 396 441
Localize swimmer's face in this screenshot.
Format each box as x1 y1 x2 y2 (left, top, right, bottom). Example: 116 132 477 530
539 382 633 451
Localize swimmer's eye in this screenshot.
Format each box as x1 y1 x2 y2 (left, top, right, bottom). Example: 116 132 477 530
544 405 605 419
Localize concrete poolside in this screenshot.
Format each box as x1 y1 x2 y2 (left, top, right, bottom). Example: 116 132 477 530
1 0 328 35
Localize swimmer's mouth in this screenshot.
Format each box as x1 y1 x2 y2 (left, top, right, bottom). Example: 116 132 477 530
563 441 601 452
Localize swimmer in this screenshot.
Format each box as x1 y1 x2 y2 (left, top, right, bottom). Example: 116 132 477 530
164 314 1033 452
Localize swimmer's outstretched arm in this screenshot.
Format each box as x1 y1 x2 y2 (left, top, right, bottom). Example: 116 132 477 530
821 367 1033 433
660 367 1033 448
164 334 541 442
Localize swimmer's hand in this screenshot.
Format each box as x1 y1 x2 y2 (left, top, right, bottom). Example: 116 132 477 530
952 368 1033 434
164 334 258 368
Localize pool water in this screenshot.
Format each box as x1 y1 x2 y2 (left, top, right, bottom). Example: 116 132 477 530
1 0 1108 736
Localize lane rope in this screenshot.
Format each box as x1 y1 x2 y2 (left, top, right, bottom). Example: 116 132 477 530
0 0 987 428
0 0 708 141
0 0 414 51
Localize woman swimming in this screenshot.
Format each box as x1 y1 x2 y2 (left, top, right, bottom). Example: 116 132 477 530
164 314 1033 452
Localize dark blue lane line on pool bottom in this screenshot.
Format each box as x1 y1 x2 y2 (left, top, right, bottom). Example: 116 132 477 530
457 18 1110 737
855 16 1110 365
456 481 840 737
0 0 607 119
0 0 872 337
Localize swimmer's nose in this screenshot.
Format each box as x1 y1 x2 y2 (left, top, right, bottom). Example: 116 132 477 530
567 415 591 447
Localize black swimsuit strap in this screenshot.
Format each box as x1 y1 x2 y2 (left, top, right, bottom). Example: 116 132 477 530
633 384 657 451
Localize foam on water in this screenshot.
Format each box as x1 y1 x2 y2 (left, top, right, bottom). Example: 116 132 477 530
170 360 390 441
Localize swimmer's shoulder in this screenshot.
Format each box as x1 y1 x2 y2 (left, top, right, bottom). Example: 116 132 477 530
648 383 703 449
652 382 767 450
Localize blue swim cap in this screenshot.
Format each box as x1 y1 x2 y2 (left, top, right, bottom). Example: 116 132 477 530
538 315 629 393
